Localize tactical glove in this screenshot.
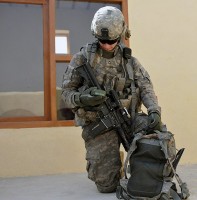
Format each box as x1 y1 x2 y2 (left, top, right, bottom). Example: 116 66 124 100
75 87 106 107
148 112 161 131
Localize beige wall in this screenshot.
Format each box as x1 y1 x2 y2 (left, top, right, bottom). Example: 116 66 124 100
0 0 197 178
0 127 86 177
128 0 197 163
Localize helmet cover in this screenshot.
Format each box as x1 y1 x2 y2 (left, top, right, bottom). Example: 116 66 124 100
91 6 125 40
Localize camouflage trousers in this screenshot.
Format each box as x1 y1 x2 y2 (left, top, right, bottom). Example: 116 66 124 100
82 113 148 193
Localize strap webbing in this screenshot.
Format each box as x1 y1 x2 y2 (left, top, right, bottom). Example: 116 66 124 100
170 188 182 200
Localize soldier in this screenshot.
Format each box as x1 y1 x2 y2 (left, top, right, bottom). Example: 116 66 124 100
62 6 162 193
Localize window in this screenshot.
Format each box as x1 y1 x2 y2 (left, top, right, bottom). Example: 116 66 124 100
0 0 129 128
55 30 70 54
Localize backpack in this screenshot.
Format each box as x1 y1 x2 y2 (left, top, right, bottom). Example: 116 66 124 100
116 130 190 200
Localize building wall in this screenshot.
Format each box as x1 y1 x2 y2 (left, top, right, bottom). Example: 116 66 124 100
129 0 197 164
0 127 86 177
0 0 197 178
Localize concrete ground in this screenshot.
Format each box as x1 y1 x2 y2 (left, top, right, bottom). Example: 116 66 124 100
0 165 196 200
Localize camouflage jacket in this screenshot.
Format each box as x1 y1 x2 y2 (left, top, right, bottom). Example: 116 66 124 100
62 42 161 126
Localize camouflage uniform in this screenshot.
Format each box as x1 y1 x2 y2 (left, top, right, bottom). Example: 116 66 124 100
62 42 161 192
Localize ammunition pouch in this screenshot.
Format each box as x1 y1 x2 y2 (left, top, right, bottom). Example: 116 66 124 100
120 96 132 110
82 117 114 142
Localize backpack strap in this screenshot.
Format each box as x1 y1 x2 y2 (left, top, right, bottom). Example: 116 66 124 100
123 132 144 179
170 188 182 200
80 42 98 65
127 58 137 123
119 43 137 122
156 131 190 199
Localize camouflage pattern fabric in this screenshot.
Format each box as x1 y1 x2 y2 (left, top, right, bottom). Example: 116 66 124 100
62 43 160 126
61 42 161 192
83 128 121 193
82 113 149 193
91 6 125 40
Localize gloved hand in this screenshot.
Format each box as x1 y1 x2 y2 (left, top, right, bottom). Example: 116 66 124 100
148 112 161 131
75 87 106 107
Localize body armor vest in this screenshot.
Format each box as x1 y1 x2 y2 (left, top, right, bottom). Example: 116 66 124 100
76 42 139 126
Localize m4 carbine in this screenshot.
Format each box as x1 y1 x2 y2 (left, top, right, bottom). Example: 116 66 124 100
76 62 133 152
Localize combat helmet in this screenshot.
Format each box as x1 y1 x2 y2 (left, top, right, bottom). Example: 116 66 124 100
91 6 130 41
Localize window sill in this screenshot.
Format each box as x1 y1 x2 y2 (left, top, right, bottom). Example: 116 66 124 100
0 120 75 129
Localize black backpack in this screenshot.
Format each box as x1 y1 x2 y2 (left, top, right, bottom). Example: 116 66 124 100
116 130 190 200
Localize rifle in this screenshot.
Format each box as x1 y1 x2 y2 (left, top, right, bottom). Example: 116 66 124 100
76 62 133 152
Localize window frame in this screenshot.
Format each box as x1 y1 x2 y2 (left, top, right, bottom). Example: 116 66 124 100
0 0 129 128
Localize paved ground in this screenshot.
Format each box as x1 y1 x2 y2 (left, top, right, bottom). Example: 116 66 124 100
0 165 196 200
